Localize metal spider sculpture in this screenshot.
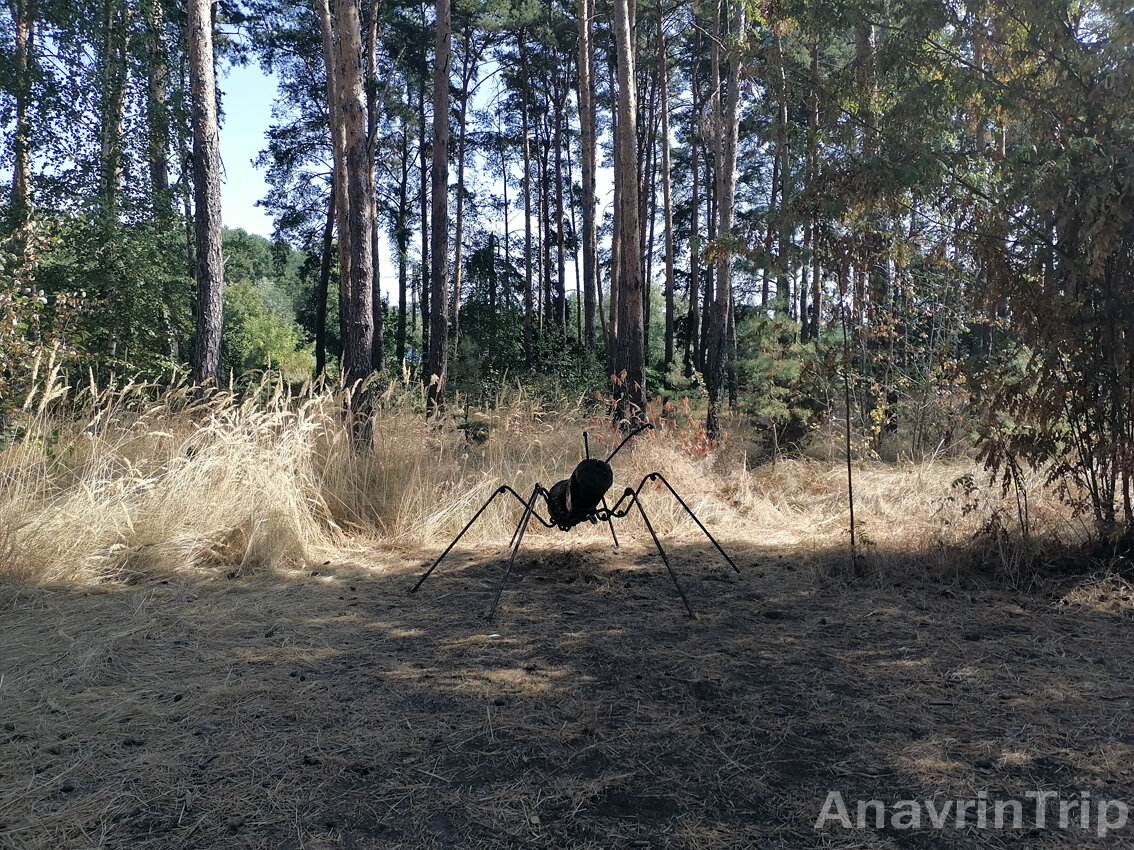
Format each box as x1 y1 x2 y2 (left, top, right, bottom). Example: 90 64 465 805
409 424 740 620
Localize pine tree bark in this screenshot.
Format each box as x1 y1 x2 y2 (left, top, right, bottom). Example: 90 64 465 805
98 0 130 220
705 0 743 440
395 105 411 366
552 85 568 335
335 0 375 387
316 0 351 365
805 37 821 341
658 12 675 369
576 0 598 350
418 67 430 364
450 71 468 345
611 0 645 423
855 14 888 314
520 55 535 360
366 0 384 372
684 59 702 376
188 0 224 387
316 184 336 378
426 0 451 416
685 130 701 376
144 0 171 219
9 0 34 226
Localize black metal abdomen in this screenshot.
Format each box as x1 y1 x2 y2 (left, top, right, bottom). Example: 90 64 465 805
547 459 613 529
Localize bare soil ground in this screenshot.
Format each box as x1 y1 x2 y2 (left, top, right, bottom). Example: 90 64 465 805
2 535 1133 849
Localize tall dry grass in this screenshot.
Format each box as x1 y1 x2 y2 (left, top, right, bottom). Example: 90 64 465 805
0 366 1080 586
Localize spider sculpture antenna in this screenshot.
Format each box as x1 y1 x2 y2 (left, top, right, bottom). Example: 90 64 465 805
409 423 740 620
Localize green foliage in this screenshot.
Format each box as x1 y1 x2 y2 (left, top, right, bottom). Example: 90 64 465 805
0 223 58 417
735 311 824 455
23 215 190 377
965 0 1134 535
223 282 314 381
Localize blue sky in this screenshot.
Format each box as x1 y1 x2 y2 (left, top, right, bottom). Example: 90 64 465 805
218 62 278 238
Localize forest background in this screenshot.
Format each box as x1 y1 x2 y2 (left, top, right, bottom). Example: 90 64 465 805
3 0 1134 567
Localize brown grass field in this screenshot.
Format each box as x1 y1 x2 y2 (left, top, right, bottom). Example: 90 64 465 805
2 379 1133 848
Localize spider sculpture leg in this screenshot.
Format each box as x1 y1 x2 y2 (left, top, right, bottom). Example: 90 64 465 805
599 495 619 547
625 491 695 618
488 484 548 621
601 472 741 617
648 473 740 573
616 473 739 573
410 484 552 595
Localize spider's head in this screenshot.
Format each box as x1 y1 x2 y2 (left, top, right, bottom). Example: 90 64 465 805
547 458 613 530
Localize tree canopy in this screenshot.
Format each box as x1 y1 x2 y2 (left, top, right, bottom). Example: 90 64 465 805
3 0 1134 533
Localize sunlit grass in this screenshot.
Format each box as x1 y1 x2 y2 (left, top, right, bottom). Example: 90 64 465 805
0 368 1072 585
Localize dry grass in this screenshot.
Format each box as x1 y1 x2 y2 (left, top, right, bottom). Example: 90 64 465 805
2 538 1132 849
0 371 1074 588
2 374 1131 848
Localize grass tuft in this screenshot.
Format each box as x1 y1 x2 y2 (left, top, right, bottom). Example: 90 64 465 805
0 374 1081 586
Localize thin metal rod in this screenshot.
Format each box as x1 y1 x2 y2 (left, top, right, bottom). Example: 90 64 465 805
411 485 550 594
600 495 619 547
604 473 739 573
604 423 653 463
507 510 526 550
633 494 695 618
652 473 740 573
489 485 543 620
507 485 554 548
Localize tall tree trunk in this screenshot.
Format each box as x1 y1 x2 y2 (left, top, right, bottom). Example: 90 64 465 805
576 0 598 350
9 0 34 226
726 287 737 407
685 131 701 376
643 134 657 360
520 53 535 360
98 0 130 221
188 0 224 387
487 232 498 361
855 13 887 315
418 63 430 365
144 0 171 219
366 0 384 372
499 136 510 267
315 184 336 377
101 5 126 200
658 10 675 368
450 29 474 346
805 37 821 341
538 132 550 332
611 0 645 422
316 0 351 367
684 63 702 376
336 0 375 386
773 31 791 311
705 0 743 440
395 108 410 366
553 86 568 335
606 47 620 369
567 132 582 342
701 19 717 372
701 153 715 371
427 0 451 416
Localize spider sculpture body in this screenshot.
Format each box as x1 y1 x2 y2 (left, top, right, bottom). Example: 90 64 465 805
409 425 740 620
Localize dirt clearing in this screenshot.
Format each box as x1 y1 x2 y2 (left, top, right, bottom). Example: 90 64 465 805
2 537 1132 849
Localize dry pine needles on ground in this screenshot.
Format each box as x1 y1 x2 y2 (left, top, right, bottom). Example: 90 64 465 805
2 384 1130 848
